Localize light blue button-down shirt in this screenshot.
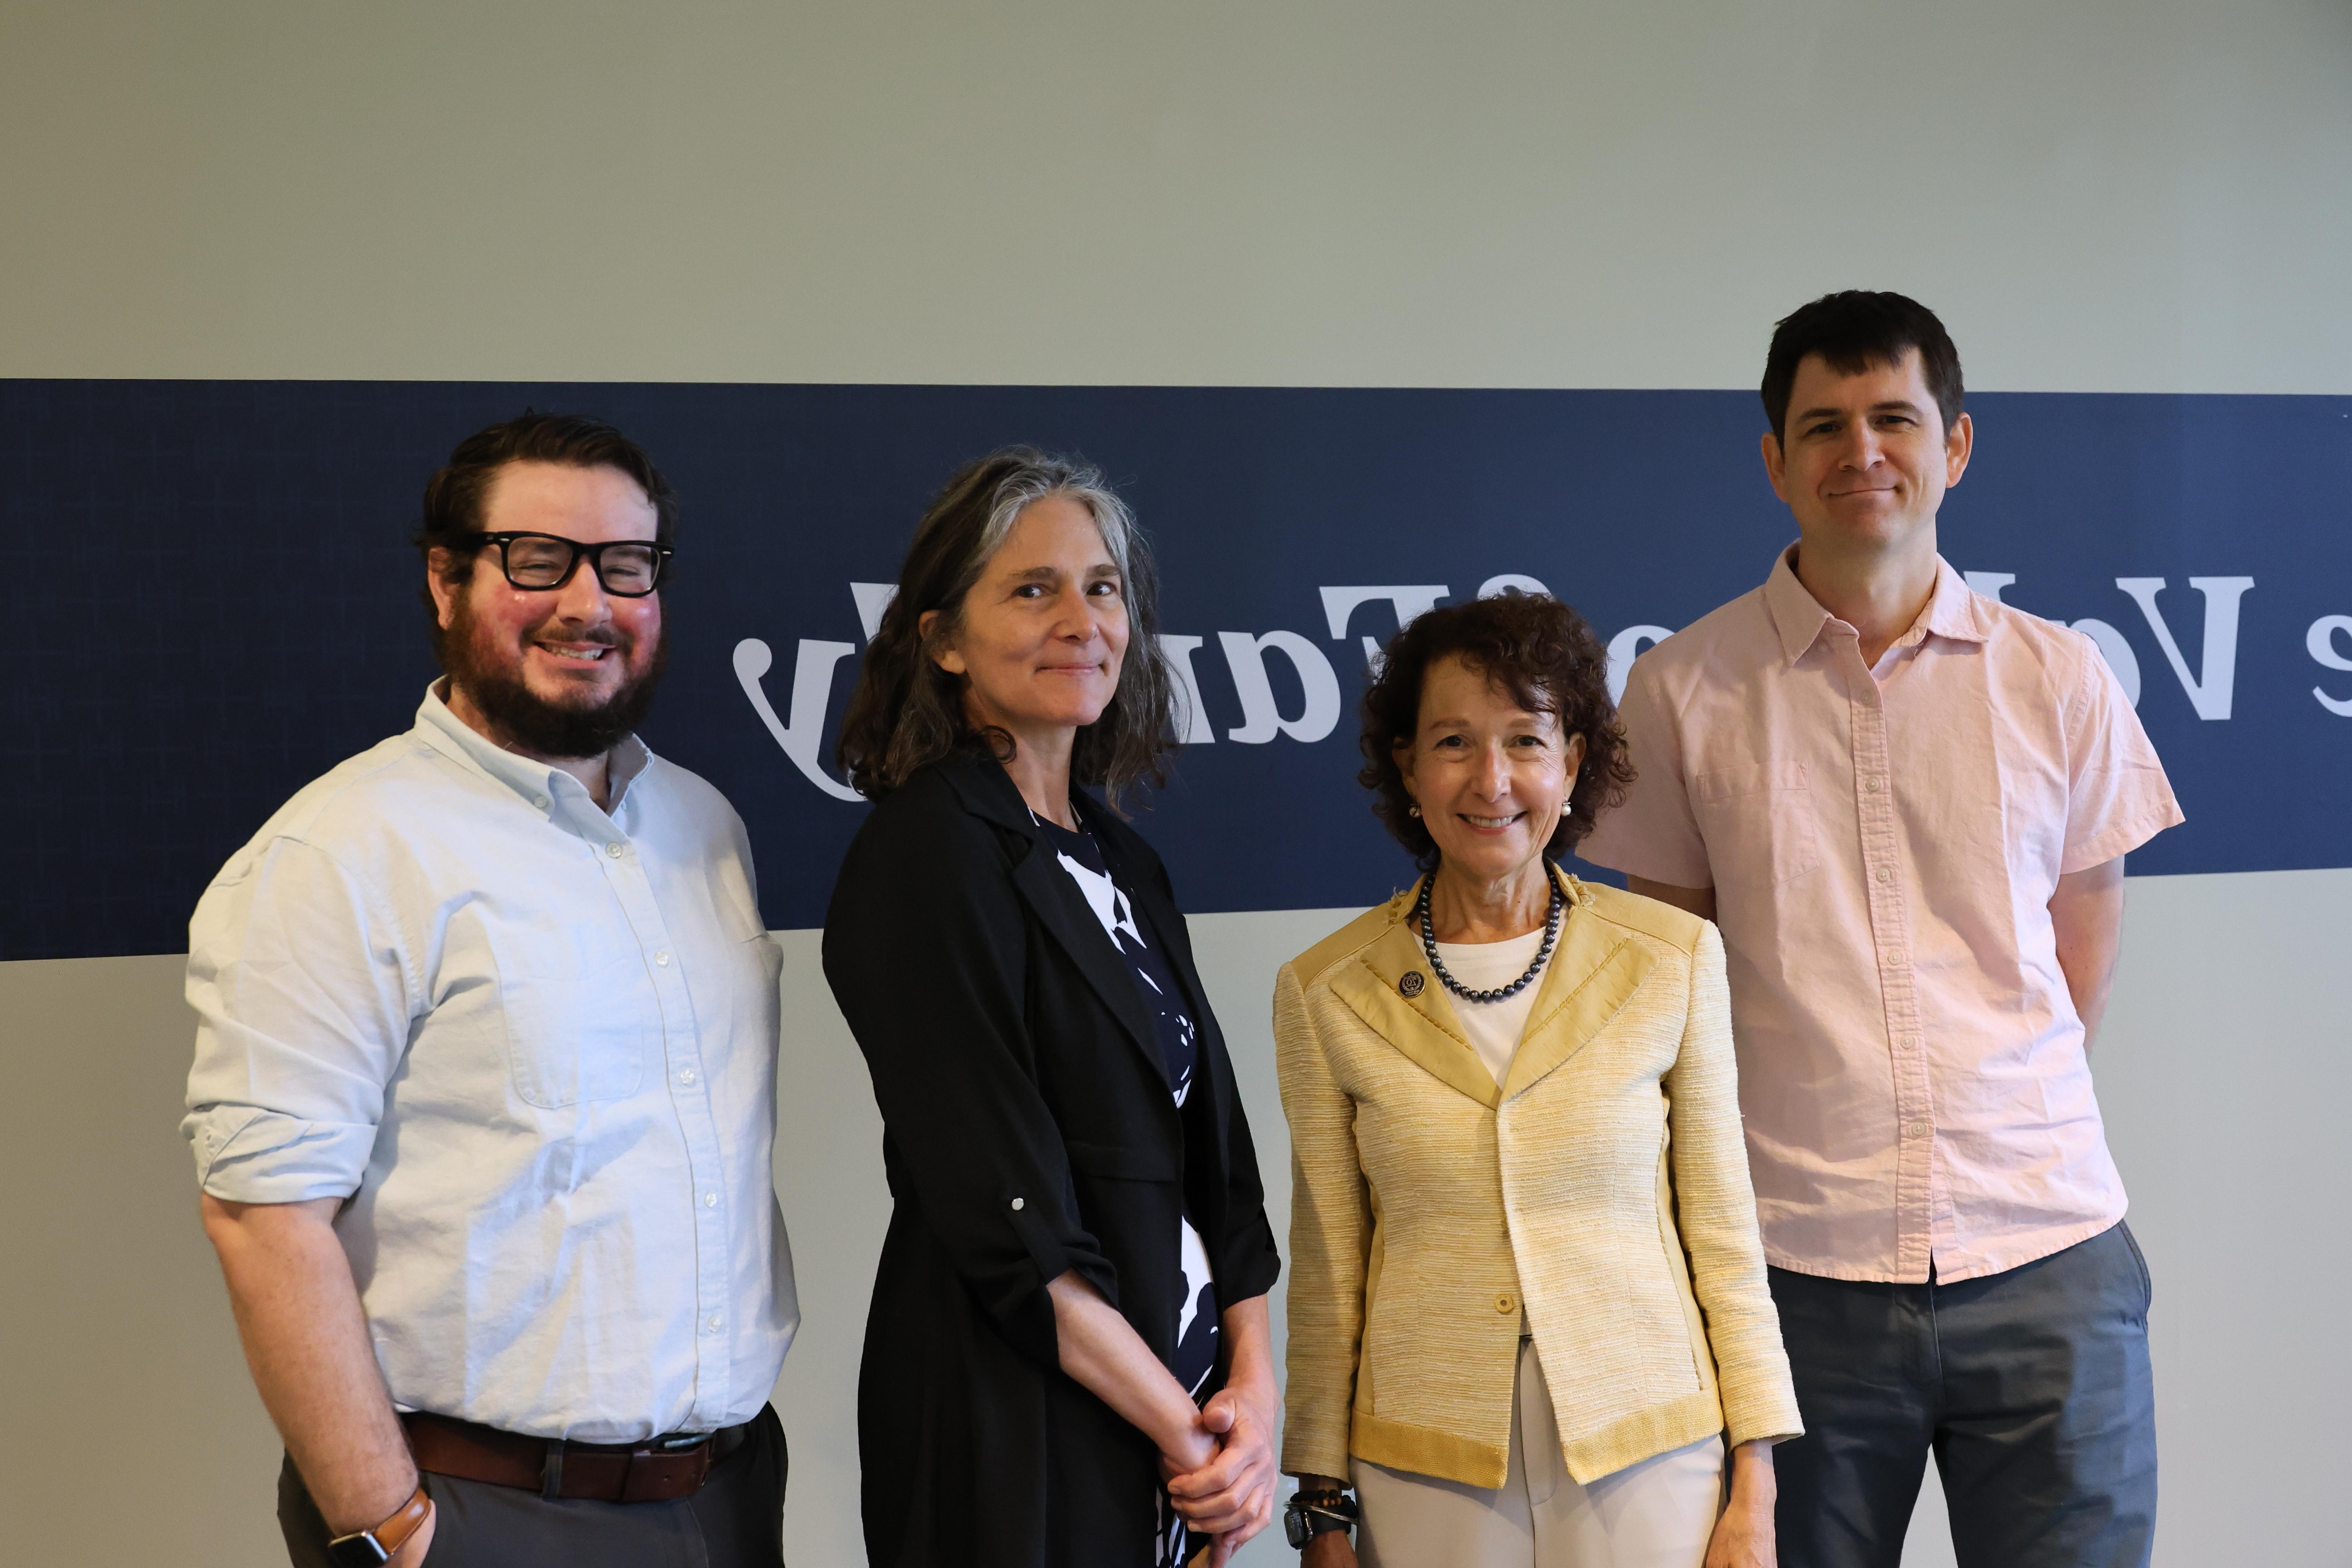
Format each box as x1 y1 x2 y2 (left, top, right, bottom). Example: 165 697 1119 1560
184 685 798 1441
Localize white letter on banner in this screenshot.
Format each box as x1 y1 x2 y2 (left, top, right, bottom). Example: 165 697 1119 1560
1158 635 1218 744
2308 615 2352 717
2113 577 2255 720
850 582 898 642
1478 574 1551 598
1606 626 1673 705
1319 586 1449 670
733 638 863 800
1220 631 1342 743
2069 619 2143 707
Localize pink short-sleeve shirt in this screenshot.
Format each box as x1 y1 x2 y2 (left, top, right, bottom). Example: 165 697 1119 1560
1580 547 2183 1283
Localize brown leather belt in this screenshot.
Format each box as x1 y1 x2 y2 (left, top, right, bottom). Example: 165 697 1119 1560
401 1411 752 1503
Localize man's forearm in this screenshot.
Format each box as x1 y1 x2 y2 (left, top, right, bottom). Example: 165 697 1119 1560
2049 857 2126 1048
200 1194 418 1534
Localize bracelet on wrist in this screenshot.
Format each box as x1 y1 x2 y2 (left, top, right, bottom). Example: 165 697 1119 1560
1282 1488 1359 1550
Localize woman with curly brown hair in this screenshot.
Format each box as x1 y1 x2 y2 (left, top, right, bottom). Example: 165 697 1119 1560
1272 592 1800 1568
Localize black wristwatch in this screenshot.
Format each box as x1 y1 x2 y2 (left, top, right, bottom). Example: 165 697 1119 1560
1282 1488 1359 1549
326 1485 432 1566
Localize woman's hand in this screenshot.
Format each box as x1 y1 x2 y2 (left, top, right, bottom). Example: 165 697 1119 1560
1703 1439 1777 1568
1167 1385 1277 1561
1157 1410 1218 1478
1166 1298 1281 1563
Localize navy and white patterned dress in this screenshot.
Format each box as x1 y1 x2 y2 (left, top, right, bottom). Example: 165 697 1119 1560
1036 811 1218 1565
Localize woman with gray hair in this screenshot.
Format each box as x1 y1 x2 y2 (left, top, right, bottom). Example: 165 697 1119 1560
824 450 1283 1567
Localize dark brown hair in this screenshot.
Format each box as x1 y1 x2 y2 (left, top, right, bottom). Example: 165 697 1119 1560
1357 592 1633 867
1760 290 1964 443
414 412 678 622
836 448 1180 803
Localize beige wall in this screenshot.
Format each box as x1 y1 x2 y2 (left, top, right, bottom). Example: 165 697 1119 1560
2 1 2349 394
5 3 2350 1564
8 873 2352 1565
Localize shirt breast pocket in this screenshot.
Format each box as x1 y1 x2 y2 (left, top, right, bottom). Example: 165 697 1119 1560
1693 760 1822 887
490 922 656 1109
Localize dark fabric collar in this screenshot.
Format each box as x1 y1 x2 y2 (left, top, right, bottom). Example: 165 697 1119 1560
931 750 1226 1147
935 744 1044 836
933 751 1174 1102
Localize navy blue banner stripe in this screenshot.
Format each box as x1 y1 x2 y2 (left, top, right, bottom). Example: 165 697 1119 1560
7 381 2349 960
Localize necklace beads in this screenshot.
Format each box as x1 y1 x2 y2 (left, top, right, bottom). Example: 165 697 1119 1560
1414 867 1566 1004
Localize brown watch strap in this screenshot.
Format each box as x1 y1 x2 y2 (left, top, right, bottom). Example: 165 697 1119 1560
340 1485 431 1557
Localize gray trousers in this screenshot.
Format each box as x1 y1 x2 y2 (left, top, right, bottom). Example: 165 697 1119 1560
1769 1222 2157 1568
279 1406 788 1568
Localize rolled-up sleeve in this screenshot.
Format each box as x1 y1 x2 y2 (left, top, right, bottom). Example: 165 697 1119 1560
183 837 415 1203
1662 922 1803 1448
1207 1071 1283 1309
2059 631 2186 873
1273 961 1372 1480
821 803 1118 1371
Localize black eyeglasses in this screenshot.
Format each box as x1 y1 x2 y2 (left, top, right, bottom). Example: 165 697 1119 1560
465 532 673 597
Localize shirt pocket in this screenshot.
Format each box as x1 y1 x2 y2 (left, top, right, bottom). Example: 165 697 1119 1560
490 920 656 1109
1693 760 1822 887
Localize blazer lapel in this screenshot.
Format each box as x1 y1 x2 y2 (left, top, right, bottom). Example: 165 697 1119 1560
1115 858 1238 1146
1499 870 1657 1101
1325 884 1502 1111
1083 804 1212 1033
1007 843 1171 1085
945 756 1168 1082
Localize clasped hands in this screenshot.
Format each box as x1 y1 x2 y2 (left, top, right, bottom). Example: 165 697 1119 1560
1157 1375 1280 1565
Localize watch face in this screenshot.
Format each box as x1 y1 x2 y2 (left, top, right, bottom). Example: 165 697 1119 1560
325 1532 392 1568
1282 1505 1313 1550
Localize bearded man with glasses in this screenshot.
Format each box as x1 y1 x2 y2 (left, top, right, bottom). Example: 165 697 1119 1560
184 414 799 1567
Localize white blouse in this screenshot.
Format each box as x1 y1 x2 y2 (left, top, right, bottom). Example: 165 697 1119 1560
1431 927 1553 1086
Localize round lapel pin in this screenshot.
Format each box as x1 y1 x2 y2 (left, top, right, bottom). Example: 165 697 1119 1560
1399 971 1425 998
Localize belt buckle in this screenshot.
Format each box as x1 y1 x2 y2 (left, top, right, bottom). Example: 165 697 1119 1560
618 1436 711 1503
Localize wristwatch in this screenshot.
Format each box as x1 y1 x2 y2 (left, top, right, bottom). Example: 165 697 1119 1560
326 1485 432 1567
1281 1487 1359 1550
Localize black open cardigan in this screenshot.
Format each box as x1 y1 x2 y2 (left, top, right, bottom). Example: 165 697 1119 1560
822 750 1282 1568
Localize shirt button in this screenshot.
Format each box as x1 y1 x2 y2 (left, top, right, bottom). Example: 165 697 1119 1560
1866 777 1884 793
606 842 625 858
678 1068 698 1086
1874 866 1892 884
655 950 671 966
704 1191 718 1208
1495 1294 1515 1314
534 794 550 809
707 1314 723 1333
1906 1121 1931 1138
1011 1197 1026 1211
1886 949 1907 967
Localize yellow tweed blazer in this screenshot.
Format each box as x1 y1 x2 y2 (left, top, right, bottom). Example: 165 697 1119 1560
1275 869 1802 1488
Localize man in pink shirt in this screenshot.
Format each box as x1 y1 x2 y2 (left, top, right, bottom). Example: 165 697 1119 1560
1580 292 2181 1568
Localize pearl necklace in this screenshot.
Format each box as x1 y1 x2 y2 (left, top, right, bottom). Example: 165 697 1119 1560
1414 867 1565 1004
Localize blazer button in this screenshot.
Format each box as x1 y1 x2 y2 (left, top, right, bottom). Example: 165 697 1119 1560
1399 971 1425 998
1495 1294 1515 1314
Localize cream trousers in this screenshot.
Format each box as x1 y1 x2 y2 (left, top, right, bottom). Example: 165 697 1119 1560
1353 1340 1726 1568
